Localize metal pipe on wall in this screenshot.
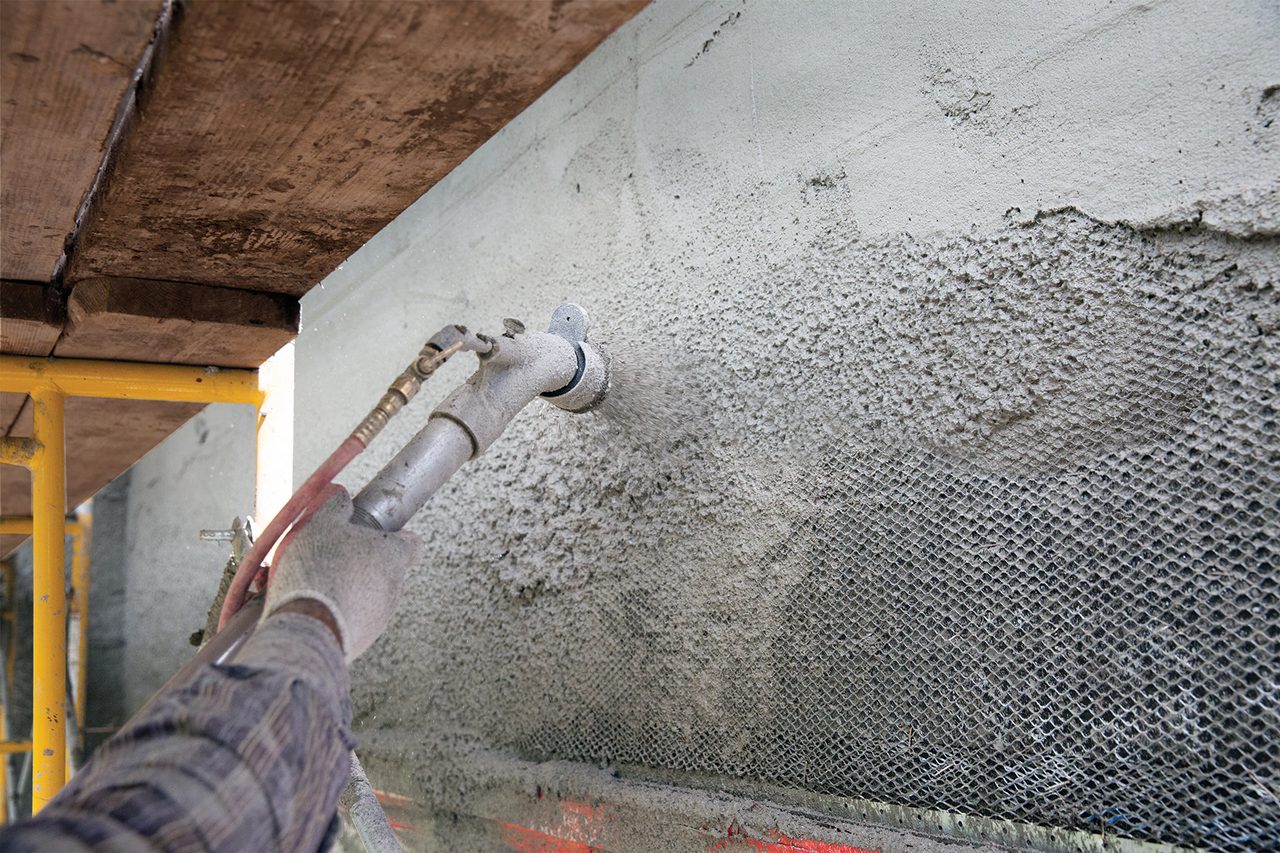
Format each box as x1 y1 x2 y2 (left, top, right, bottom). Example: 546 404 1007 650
67 511 91 766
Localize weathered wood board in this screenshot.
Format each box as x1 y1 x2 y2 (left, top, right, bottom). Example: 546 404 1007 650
0 397 205 555
60 277 298 368
0 280 59 436
1 276 297 553
0 0 163 282
68 0 648 294
1 0 646 555
0 280 60 357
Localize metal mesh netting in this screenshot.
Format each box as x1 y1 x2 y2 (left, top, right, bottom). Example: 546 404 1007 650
498 224 1279 852
767 441 1276 849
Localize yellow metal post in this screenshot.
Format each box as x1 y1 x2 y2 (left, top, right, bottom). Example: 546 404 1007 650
0 356 262 406
29 386 66 812
3 571 12 718
0 519 87 536
0 519 33 536
2 558 14 739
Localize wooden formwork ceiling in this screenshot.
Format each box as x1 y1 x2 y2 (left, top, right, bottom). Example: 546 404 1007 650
0 0 646 554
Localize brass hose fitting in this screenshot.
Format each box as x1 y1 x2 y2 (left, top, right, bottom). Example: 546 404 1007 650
349 341 463 447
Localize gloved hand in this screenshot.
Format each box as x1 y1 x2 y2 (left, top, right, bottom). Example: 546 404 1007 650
262 488 421 663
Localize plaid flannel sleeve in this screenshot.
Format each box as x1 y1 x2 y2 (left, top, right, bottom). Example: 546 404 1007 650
0 611 354 852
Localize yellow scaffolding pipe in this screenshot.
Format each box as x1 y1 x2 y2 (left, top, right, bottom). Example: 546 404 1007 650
0 354 266 812
0 558 14 823
0 355 263 406
0 519 83 537
3 562 12 713
29 386 66 811
0 517 89 796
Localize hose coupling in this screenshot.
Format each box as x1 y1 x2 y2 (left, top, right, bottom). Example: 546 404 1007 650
349 340 462 447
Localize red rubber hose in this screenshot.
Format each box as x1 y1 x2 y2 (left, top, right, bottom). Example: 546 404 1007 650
217 434 365 630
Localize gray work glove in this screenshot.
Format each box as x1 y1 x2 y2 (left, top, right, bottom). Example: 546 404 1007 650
262 488 421 663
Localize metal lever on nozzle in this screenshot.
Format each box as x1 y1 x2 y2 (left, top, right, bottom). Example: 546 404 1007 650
352 304 609 533
349 325 493 447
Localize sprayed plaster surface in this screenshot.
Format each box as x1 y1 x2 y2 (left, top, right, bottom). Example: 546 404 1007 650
288 0 1279 847
112 0 1278 848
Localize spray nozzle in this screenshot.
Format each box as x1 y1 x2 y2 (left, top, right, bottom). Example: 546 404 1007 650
539 303 610 414
351 304 610 531
436 303 610 434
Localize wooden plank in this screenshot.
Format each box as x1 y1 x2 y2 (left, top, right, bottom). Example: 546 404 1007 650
0 280 60 436
0 463 30 557
2 275 291 555
1 397 205 556
2 275 292 555
0 0 163 282
0 280 61 356
0 394 28 438
60 277 298 368
2 0 645 554
68 0 648 295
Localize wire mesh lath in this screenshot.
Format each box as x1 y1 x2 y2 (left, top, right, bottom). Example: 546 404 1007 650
766 439 1276 851
509 244 1278 850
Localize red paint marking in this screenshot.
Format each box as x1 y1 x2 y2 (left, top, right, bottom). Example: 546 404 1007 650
760 836 879 853
560 799 606 818
500 798 613 852
387 818 415 832
501 823 600 853
373 788 412 807
708 828 881 853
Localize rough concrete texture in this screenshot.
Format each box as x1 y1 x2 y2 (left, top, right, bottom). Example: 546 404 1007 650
111 0 1277 849
117 404 255 713
84 474 129 753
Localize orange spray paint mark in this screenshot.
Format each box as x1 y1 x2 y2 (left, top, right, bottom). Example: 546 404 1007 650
373 788 412 807
708 826 881 853
501 798 613 852
501 822 602 853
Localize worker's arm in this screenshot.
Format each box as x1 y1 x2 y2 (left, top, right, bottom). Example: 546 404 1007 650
0 490 419 852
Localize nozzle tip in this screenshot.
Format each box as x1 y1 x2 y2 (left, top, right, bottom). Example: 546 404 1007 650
543 340 609 413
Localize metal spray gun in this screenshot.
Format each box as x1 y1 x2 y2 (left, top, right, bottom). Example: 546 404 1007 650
167 305 608 850
352 304 609 531
216 303 609 630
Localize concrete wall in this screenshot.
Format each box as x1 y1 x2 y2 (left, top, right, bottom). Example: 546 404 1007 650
83 474 129 753
106 0 1277 849
114 404 255 713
